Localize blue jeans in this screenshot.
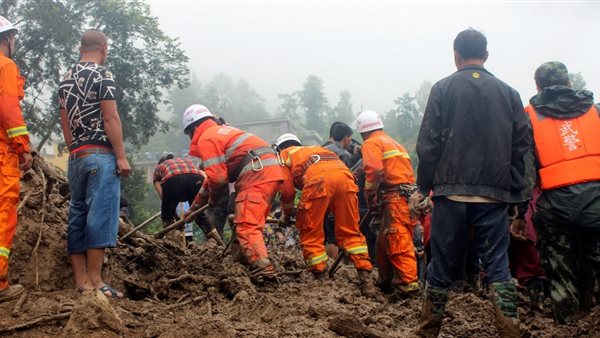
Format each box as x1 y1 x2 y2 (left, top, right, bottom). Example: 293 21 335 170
67 153 120 254
427 196 511 288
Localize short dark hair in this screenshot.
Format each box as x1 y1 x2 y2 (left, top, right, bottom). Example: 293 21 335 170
330 122 352 142
158 153 174 165
453 28 487 60
534 61 570 88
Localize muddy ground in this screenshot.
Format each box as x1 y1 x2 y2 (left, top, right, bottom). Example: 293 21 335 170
1 156 599 337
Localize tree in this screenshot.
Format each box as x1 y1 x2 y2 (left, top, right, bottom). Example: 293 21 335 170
331 90 354 125
231 79 269 122
5 0 189 150
201 73 234 120
569 72 586 90
385 92 419 143
414 81 433 114
299 75 328 136
276 93 300 121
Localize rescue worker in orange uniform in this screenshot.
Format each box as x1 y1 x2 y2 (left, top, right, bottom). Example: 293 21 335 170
276 133 377 297
356 110 419 296
0 16 33 303
181 105 284 284
517 61 600 324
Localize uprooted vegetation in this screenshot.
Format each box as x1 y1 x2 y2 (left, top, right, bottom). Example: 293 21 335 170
1 155 599 337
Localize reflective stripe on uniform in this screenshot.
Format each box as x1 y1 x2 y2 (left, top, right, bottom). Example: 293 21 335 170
285 147 302 166
203 155 226 168
0 247 9 258
365 181 377 190
225 133 253 159
6 126 28 138
306 252 328 267
346 245 368 255
239 157 281 177
383 149 410 160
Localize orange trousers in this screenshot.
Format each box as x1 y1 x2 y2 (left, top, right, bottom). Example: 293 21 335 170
296 169 372 273
233 180 280 266
0 147 20 290
377 193 418 285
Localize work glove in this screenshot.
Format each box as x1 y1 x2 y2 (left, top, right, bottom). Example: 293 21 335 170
409 191 432 216
510 219 527 241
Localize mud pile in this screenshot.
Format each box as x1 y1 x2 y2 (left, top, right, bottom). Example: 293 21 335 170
1 155 599 337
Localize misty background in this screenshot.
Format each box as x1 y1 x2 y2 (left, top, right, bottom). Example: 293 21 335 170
9 0 596 228
148 1 599 116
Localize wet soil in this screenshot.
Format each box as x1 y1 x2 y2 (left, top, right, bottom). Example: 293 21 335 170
1 156 599 337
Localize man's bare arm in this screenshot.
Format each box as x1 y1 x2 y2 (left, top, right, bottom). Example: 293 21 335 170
100 100 131 176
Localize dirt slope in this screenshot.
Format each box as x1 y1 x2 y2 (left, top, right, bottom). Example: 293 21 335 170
1 156 599 337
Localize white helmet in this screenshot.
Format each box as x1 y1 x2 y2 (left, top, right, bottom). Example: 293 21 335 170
0 16 17 35
276 133 301 148
356 110 384 133
182 104 213 131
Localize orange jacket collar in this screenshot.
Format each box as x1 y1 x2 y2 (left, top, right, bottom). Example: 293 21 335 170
189 118 217 157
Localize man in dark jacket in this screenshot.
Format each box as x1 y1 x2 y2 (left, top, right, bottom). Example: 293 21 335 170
518 61 600 324
410 28 532 338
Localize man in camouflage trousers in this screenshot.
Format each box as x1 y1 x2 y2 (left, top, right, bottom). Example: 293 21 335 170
519 61 600 324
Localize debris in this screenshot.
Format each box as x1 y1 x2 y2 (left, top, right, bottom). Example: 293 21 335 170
11 291 28 317
119 211 161 241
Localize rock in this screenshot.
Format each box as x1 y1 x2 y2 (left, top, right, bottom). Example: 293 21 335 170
61 290 127 338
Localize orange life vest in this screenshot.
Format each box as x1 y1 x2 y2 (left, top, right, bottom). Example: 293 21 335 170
526 104 600 190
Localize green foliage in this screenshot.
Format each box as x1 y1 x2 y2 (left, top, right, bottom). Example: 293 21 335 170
414 81 433 113
299 75 329 136
569 72 586 90
6 0 189 150
168 73 269 125
276 92 301 120
331 90 354 125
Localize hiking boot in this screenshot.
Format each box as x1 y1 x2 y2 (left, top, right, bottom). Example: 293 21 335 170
229 237 247 264
311 269 328 280
389 282 420 302
357 269 378 298
249 259 279 286
490 282 521 338
397 282 420 296
414 283 448 338
0 284 25 303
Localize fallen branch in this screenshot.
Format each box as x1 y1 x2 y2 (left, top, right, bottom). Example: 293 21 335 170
281 269 305 276
164 294 206 311
120 211 162 241
12 291 28 317
165 273 194 285
16 191 33 214
174 293 190 304
154 205 208 239
138 236 182 262
0 311 71 334
33 163 47 291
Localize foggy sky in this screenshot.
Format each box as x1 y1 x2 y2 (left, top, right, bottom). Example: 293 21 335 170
148 1 600 117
